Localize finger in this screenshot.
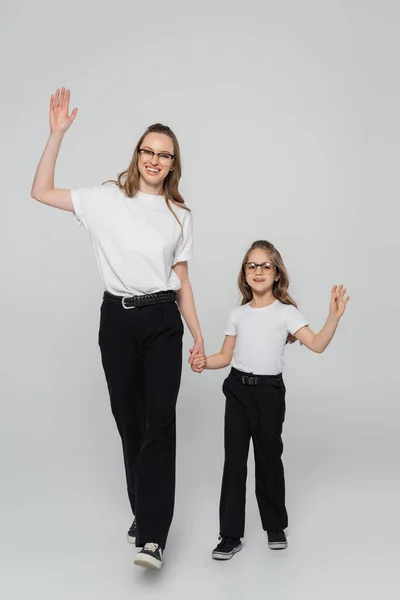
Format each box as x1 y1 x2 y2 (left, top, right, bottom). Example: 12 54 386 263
55 88 60 107
50 94 54 111
65 89 70 113
69 107 78 122
60 87 65 108
341 287 347 298
344 296 350 304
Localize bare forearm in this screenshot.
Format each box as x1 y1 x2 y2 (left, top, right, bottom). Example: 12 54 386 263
176 281 203 342
311 315 341 353
204 353 231 369
31 132 65 199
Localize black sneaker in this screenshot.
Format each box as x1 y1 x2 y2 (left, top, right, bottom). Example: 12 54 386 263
212 536 243 560
267 529 288 550
133 543 163 569
127 518 136 544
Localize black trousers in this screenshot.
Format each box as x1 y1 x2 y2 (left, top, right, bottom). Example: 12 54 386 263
98 300 183 549
219 371 288 538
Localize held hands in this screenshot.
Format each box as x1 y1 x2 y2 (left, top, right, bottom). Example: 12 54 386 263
191 353 206 373
188 339 205 373
329 284 350 319
50 88 78 134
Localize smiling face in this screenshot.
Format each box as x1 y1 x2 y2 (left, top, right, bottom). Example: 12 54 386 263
137 132 175 194
244 248 278 296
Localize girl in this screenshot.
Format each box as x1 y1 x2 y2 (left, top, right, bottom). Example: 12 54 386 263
192 240 349 560
31 88 204 570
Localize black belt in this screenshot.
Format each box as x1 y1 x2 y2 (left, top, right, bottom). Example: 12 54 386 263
230 367 283 387
103 290 177 309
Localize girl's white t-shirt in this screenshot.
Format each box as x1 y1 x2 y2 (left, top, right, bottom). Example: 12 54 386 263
71 184 194 296
225 300 308 375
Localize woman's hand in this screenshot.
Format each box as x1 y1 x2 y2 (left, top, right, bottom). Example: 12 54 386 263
50 88 78 134
188 338 204 363
329 284 350 319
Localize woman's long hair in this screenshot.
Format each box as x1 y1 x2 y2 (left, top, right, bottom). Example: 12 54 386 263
106 123 190 225
238 240 299 344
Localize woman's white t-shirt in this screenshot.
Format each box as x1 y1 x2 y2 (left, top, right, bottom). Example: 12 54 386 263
71 184 194 296
225 300 308 375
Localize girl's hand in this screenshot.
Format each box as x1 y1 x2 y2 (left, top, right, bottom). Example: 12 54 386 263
191 353 206 373
329 284 350 319
50 88 78 134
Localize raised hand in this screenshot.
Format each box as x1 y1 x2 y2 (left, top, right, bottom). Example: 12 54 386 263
329 284 350 319
50 88 78 134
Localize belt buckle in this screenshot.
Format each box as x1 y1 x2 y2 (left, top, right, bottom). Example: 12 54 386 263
240 375 246 385
248 376 255 385
122 296 136 310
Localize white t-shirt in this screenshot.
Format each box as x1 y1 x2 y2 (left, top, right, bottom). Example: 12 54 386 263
225 300 308 375
71 184 194 296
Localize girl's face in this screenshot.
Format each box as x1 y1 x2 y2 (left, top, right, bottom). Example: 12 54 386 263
137 132 175 191
244 248 278 295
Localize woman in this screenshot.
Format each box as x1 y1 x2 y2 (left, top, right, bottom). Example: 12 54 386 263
31 88 204 570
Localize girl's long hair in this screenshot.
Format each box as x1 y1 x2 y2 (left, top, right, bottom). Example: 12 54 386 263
238 240 299 344
105 123 190 225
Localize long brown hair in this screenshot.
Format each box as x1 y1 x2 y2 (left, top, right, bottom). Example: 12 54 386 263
238 240 299 344
106 123 190 225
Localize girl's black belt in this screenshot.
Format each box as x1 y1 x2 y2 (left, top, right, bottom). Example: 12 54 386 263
230 367 283 386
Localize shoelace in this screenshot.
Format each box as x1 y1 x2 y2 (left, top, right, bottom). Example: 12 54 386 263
144 542 160 553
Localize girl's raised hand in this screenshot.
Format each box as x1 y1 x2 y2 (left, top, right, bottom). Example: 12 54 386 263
50 88 78 134
329 284 350 319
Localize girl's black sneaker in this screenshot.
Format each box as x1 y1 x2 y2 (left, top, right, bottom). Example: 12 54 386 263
267 529 288 549
212 536 243 560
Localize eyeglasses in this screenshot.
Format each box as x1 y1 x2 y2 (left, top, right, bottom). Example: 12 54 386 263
138 148 175 166
243 262 275 274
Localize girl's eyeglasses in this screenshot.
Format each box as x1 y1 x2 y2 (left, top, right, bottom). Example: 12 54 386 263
244 262 275 274
139 148 175 166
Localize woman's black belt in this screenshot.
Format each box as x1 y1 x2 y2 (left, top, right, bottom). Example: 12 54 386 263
103 290 177 309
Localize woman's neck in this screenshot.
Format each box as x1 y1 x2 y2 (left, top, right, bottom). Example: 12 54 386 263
139 179 164 196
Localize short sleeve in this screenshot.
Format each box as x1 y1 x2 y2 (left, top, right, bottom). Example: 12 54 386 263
172 210 194 265
285 304 308 335
70 186 103 230
224 309 238 336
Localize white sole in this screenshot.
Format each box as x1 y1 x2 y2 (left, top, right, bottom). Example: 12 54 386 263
212 542 243 560
133 554 162 570
127 534 136 544
268 542 288 550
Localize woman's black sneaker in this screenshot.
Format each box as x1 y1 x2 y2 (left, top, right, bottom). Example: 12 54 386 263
212 536 243 560
133 543 163 569
267 529 288 549
127 518 136 544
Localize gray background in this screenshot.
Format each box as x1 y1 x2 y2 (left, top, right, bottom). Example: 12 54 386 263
1 0 399 598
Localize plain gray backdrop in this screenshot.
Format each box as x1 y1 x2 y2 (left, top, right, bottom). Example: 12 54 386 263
1 0 399 598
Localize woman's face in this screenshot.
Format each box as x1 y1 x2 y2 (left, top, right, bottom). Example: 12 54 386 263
137 132 175 190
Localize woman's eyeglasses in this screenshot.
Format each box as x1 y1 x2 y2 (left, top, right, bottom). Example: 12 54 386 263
139 148 175 166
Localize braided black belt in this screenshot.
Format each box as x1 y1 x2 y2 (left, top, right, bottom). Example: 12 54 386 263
230 367 283 387
103 290 177 309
